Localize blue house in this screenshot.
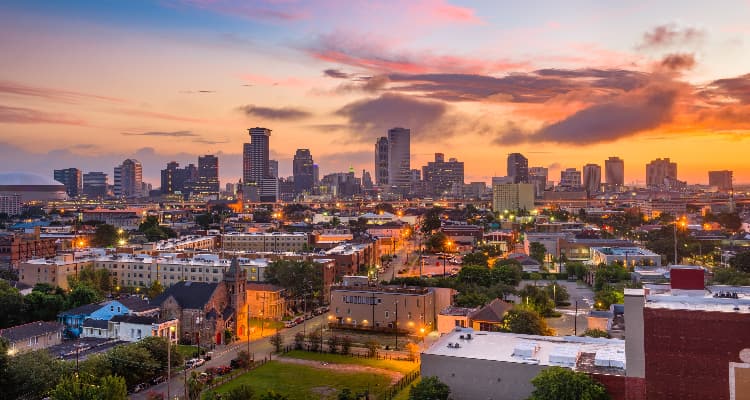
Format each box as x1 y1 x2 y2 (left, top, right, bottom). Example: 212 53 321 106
58 297 158 338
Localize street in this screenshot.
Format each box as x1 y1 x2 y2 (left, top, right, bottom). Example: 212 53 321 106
129 314 329 400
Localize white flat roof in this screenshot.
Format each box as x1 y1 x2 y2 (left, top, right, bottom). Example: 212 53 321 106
423 329 625 370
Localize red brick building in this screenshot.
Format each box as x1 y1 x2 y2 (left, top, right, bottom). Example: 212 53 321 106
0 232 57 269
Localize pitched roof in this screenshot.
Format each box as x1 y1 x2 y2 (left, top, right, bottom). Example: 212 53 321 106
0 321 63 342
151 281 219 310
470 299 512 323
110 315 166 325
59 303 102 317
115 297 159 312
82 319 109 329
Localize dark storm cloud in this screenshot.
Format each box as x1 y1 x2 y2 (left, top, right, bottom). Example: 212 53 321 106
700 73 750 104
237 105 312 120
495 84 681 145
638 24 705 49
121 130 198 137
660 53 696 71
334 93 450 140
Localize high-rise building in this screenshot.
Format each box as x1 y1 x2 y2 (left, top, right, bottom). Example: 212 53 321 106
193 155 219 196
582 164 602 195
605 156 625 187
313 164 319 185
374 136 389 186
82 172 108 198
708 170 733 191
53 168 82 197
113 159 142 198
293 149 315 194
646 158 677 188
387 127 410 194
362 170 373 190
422 153 465 197
268 160 278 179
528 166 548 198
559 168 581 188
242 127 277 202
507 153 529 183
160 162 197 195
492 183 534 213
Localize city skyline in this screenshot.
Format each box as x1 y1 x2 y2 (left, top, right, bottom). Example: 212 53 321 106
2 1 750 185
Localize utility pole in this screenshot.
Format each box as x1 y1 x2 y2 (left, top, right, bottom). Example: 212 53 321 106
574 300 578 336
394 300 399 350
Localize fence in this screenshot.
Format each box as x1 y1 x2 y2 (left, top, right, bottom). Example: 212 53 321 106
280 344 415 362
382 369 420 399
201 358 268 392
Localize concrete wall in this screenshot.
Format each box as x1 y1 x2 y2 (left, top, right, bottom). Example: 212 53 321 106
624 290 645 378
421 353 543 400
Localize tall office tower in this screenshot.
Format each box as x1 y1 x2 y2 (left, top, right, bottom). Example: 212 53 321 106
53 168 82 197
387 127 410 194
160 162 197 194
113 159 143 198
82 172 108 198
268 160 278 179
160 161 180 194
362 170 373 190
708 170 733 191
293 149 315 194
559 168 582 188
646 158 677 188
242 127 277 202
313 164 319 185
194 155 219 195
507 153 529 183
374 136 389 186
528 167 548 198
492 183 535 213
605 157 625 187
225 182 236 195
422 153 465 196
582 164 602 195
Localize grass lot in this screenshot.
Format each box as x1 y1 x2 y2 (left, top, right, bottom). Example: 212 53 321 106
392 377 420 400
249 317 284 331
207 361 392 399
283 350 418 374
176 344 200 359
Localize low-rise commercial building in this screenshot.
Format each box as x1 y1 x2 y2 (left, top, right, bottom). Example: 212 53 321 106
19 253 95 290
246 283 286 320
81 208 144 229
590 247 661 267
222 232 309 252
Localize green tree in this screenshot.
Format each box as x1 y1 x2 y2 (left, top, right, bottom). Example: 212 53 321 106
264 260 323 304
50 375 127 400
409 376 451 400
462 252 489 267
92 224 119 247
23 289 66 321
730 251 750 273
365 339 379 357
457 265 491 286
582 329 610 338
3 349 67 400
294 332 305 350
501 307 552 335
138 336 183 373
225 385 256 400
340 336 352 355
270 331 284 353
107 344 159 388
528 366 609 400
594 287 623 310
65 285 102 309
711 267 750 286
0 280 28 328
544 283 570 305
147 280 164 299
426 232 447 252
529 242 547 263
420 208 444 234
491 262 523 286
518 285 555 316
307 330 321 352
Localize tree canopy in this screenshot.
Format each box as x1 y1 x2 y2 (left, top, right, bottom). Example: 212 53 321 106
501 307 552 336
528 366 609 400
264 260 324 303
409 376 451 400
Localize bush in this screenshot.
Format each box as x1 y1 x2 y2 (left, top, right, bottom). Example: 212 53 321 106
327 335 341 354
294 332 305 350
340 336 352 355
529 366 609 400
582 329 610 338
365 339 379 357
409 376 450 400
308 330 321 352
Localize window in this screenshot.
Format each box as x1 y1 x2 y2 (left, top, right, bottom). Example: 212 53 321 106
385 311 389 318
110 306 114 311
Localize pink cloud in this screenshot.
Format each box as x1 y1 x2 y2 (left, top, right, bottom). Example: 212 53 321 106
0 105 87 125
417 0 483 24
115 108 206 123
0 80 126 104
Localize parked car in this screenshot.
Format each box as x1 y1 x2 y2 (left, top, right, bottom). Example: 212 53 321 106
186 358 205 369
284 320 296 328
150 375 166 385
132 383 149 393
205 351 214 361
293 316 305 324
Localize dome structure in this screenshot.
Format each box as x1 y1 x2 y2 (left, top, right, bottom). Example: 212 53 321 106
0 171 67 202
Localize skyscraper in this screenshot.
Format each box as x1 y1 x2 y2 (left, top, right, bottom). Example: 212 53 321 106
293 149 315 194
374 136 389 186
53 168 82 197
559 168 582 188
160 161 197 195
387 127 410 194
113 159 142 198
507 153 529 183
82 172 107 198
422 153 465 197
605 157 625 187
708 170 733 191
582 164 602 195
492 183 534 213
195 155 219 195
268 160 278 179
242 127 277 202
646 158 677 188
529 167 548 198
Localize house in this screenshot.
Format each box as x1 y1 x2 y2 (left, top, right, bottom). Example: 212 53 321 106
58 303 103 338
58 297 159 338
151 257 247 345
1 321 64 355
587 310 614 332
437 306 477 334
469 299 513 332
246 282 286 321
110 315 179 343
81 319 111 339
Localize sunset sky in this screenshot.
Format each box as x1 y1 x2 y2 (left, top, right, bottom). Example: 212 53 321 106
2 1 750 186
